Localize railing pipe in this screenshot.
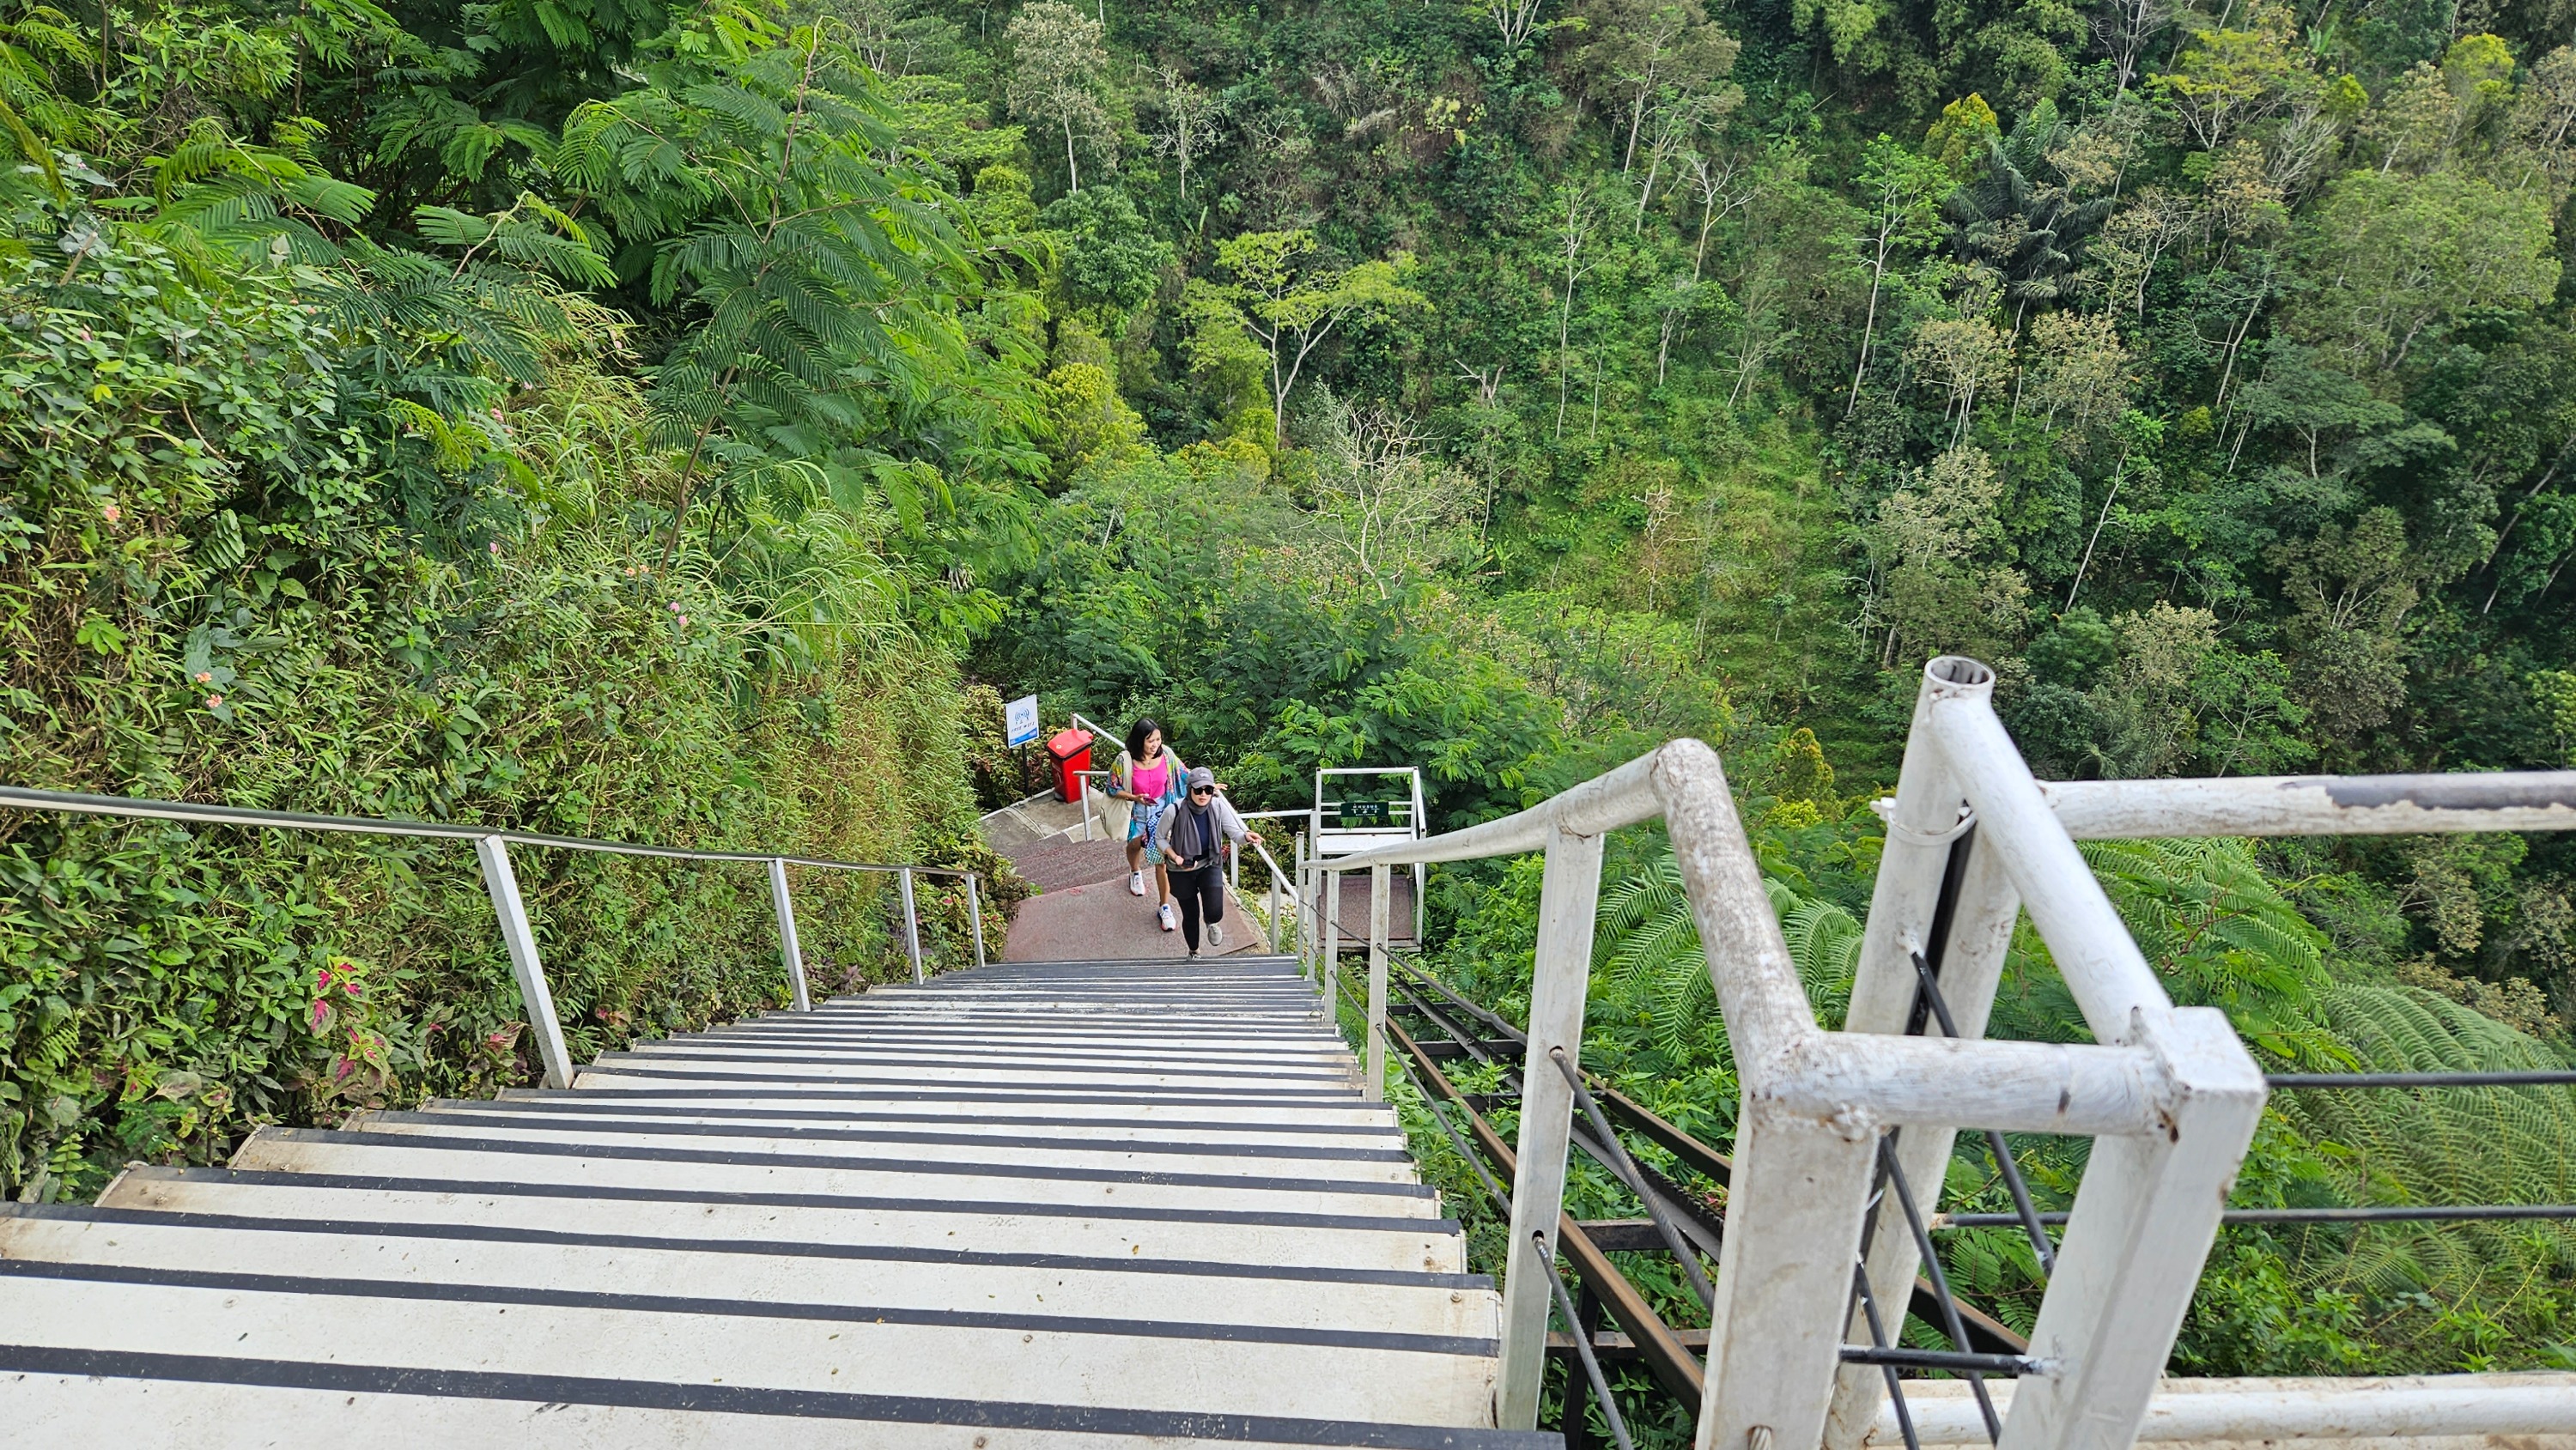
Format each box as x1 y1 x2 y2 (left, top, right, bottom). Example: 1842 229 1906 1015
1829 668 2028 1450
2042 771 2576 840
1876 1374 2576 1447
474 836 574 1089
1321 749 1664 872
1323 868 1344 1009
966 871 986 969
0 786 976 877
1922 670 2170 1044
768 857 811 1012
1365 861 1391 1101
898 866 925 985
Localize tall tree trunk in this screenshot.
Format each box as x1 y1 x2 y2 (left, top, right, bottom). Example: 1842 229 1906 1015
1848 235 1889 420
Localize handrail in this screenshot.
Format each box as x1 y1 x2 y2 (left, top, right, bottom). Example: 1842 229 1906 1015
1 782 988 1089
0 785 977 877
1321 744 2172 1137
1291 658 2576 1450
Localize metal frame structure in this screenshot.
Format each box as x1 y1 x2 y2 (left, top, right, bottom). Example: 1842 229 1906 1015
1304 657 2576 1448
1307 766 1428 949
0 785 989 1090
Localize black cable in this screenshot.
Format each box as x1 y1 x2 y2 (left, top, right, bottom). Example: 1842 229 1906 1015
1880 1138 2002 1443
1552 1047 1716 1312
1910 951 2057 1276
1850 1260 1922 1450
1537 1229 1638 1450
1939 1204 2576 1227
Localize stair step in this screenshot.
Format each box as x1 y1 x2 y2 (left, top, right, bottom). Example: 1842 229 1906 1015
224 1130 1443 1219
0 1267 1501 1423
3 1360 1558 1447
10 953 1509 1441
96 1169 1470 1273
416 1097 1406 1148
337 1112 1421 1182
0 1209 1492 1337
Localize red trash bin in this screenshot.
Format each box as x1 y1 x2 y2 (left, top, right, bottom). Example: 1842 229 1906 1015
1046 727 1094 803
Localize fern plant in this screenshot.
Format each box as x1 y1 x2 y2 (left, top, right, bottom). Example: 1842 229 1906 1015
554 14 1043 558
2259 984 2576 1366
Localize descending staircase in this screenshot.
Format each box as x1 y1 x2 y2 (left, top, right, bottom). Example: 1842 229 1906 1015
0 956 1547 1448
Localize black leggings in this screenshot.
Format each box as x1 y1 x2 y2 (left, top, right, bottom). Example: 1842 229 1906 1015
1171 862 1225 951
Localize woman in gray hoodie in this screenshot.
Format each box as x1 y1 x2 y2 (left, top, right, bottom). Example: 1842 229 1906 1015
1154 767 1262 959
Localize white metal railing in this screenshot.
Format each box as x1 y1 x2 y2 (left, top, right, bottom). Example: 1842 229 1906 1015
0 785 990 1090
1303 656 2576 1448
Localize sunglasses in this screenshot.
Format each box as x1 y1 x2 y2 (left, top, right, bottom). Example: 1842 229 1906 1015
1189 786 1216 796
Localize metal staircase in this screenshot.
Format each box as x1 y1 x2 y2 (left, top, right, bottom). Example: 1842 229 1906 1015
8 654 2576 1448
0 953 1547 1447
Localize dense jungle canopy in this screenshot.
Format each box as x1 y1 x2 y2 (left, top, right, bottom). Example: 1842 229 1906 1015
3 0 2576 1425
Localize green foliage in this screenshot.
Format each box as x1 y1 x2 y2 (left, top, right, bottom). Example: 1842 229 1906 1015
555 19 1044 548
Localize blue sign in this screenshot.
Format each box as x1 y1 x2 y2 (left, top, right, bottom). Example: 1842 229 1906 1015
1004 694 1041 748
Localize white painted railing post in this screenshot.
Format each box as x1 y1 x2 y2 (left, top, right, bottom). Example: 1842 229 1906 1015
1996 1009 2267 1450
768 857 812 1012
1323 868 1344 1010
966 871 987 968
1267 870 1282 955
1365 861 1391 1101
474 835 574 1089
898 866 925 984
1826 658 2024 1450
1494 822 1605 1429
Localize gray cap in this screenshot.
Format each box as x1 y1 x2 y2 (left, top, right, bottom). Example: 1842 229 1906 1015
1187 766 1216 789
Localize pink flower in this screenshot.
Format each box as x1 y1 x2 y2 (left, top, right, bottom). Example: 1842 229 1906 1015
489 539 502 556
204 694 224 709
489 407 504 422
101 504 121 524
667 601 682 612
676 615 689 627
193 671 212 684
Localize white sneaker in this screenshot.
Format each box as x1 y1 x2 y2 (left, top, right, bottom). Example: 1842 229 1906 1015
1210 922 1225 948
1128 872 1145 896
1158 903 1176 931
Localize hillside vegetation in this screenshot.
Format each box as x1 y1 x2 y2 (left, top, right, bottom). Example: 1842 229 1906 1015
3 0 2574 1417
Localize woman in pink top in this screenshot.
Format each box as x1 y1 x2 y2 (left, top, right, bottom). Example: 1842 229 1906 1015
1112 717 1188 931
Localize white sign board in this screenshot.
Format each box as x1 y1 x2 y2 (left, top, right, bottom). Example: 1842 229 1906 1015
1004 694 1041 748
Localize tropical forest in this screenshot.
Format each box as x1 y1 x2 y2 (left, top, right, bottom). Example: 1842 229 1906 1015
3 0 2574 1430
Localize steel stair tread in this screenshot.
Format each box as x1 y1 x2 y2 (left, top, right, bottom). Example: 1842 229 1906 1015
223 1130 1444 1217
26 954 1507 1441
96 1169 1470 1271
0 1271 1502 1423
333 1113 1423 1180
3 1359 1558 1448
0 1210 1492 1336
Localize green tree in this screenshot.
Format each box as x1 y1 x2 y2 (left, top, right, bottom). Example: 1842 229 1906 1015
1042 186 1174 320
1004 0 1112 194
2289 168 2561 371
556 20 1042 552
1192 230 1428 451
1844 135 1951 419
